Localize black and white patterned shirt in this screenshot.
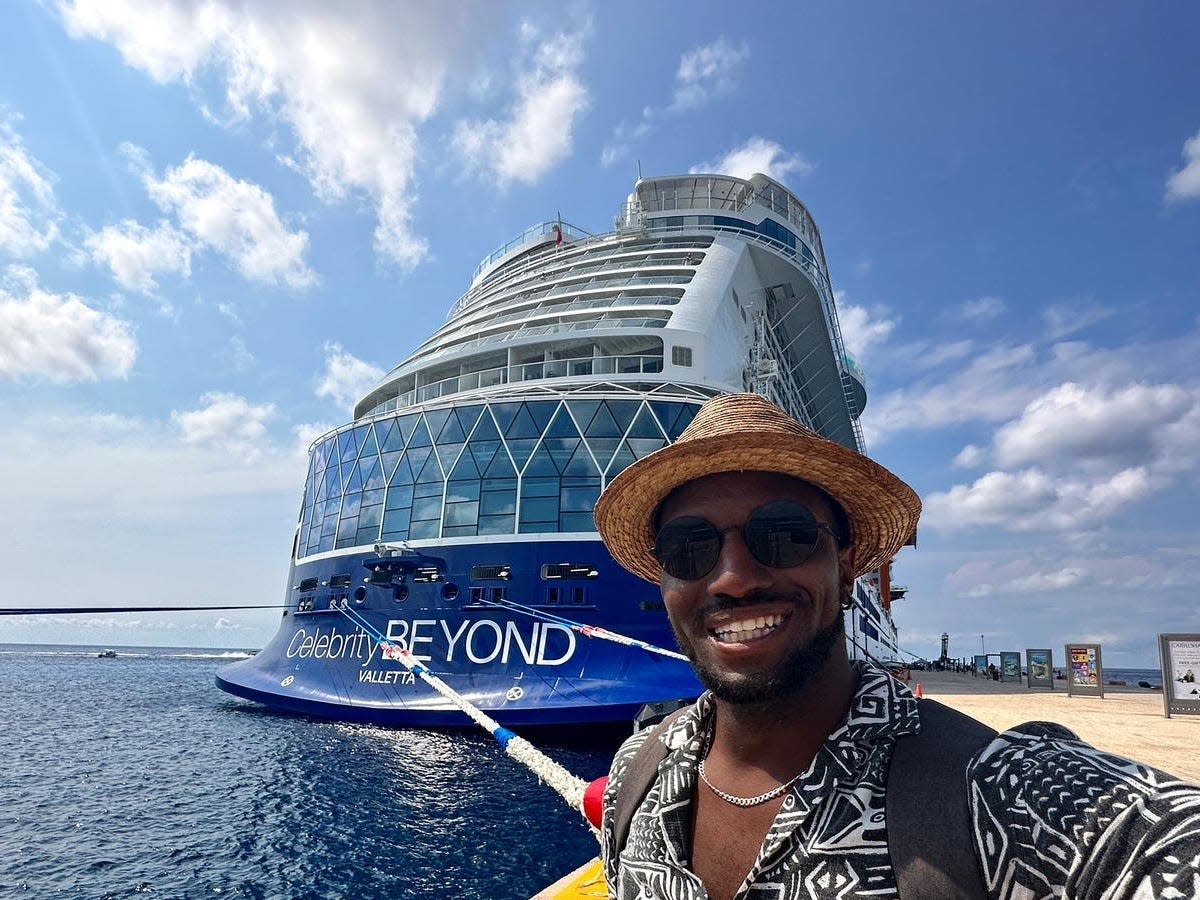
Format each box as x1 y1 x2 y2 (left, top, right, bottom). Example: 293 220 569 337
601 662 1200 899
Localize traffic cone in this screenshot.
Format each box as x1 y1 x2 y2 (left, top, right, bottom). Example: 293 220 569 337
915 683 924 699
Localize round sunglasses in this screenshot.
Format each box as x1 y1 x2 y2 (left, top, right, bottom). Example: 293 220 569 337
652 500 841 581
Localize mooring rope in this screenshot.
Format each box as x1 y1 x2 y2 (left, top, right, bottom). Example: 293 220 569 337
0 604 289 616
334 604 592 822
476 596 690 662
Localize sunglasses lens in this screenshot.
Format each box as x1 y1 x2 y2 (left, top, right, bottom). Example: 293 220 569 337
744 501 821 568
653 517 721 580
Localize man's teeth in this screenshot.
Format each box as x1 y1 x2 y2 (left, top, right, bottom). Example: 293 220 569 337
713 614 785 643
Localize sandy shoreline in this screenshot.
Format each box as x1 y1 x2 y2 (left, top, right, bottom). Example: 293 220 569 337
911 669 1200 783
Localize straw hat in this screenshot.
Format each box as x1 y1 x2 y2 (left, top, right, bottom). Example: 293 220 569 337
593 393 921 583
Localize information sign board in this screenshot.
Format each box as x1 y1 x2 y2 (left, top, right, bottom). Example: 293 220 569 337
1026 648 1054 689
1158 634 1200 718
1065 643 1104 698
973 654 988 675
1000 651 1021 682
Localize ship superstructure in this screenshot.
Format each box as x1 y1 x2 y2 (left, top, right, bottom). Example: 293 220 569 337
216 173 903 726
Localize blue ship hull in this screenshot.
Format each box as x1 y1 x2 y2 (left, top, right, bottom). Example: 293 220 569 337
216 539 702 727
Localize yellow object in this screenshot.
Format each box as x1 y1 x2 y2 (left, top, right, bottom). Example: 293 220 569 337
530 858 608 899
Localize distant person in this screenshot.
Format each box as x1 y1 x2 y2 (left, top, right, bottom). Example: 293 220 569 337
595 393 1200 899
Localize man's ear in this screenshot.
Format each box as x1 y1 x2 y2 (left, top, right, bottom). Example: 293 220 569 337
837 544 857 593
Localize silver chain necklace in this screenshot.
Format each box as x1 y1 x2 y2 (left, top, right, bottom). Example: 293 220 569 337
697 757 802 807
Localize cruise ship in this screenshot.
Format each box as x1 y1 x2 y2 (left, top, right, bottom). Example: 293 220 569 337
215 173 905 726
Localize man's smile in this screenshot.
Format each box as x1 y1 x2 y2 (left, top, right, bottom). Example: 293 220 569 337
707 610 792 645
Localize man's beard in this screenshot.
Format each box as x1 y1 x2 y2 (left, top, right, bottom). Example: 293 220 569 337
676 611 846 705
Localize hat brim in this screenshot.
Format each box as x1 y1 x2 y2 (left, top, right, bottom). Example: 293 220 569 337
594 429 921 583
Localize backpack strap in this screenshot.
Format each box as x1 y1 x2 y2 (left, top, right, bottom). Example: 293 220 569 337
886 699 998 899
612 707 690 855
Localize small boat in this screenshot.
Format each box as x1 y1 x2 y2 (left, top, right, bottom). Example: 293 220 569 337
97 649 117 659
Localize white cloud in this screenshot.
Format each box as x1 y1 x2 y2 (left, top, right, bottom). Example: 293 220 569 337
0 265 136 382
143 155 314 289
952 444 985 468
1166 127 1200 204
84 219 191 293
171 392 277 455
958 296 1005 322
924 465 1153 533
690 137 813 183
836 299 896 364
0 117 59 257
452 23 589 187
59 1 489 269
669 37 750 112
1042 301 1113 340
993 382 1196 469
316 342 384 412
601 115 651 168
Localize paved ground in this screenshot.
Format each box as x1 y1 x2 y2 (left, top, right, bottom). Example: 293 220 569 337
908 669 1200 783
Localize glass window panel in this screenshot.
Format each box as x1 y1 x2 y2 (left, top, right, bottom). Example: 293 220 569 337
505 405 542 439
407 417 433 448
453 405 485 439
561 482 600 511
672 404 698 436
357 523 382 544
414 480 443 499
435 409 466 443
586 403 622 438
524 444 559 476
562 443 599 476
467 440 501 474
627 405 665 439
362 488 385 507
335 516 359 546
341 492 363 517
447 479 481 502
339 429 359 463
436 441 466 473
482 477 517 492
520 496 558 523
314 478 328 503
567 399 601 432
358 424 380 459
412 496 442 521
505 437 538 470
385 483 414 509
607 400 640 435
518 519 558 534
324 464 342 495
480 490 516 516
522 477 559 498
443 524 478 538
628 437 667 459
395 414 420 447
409 519 439 540
375 419 396 452
484 449 518 478
379 451 402 480
345 461 364 493
382 507 412 533
322 498 341 518
544 437 580 473
559 512 597 532
525 401 556 435
415 448 444 483
472 408 502 441
444 501 479 526
361 458 384 490
606 444 638 477
544 405 579 439
359 504 383 528
479 514 515 535
489 402 522 436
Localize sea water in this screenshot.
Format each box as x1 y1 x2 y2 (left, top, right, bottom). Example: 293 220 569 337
0 644 613 899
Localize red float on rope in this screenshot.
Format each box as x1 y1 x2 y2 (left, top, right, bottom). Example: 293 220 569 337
583 776 608 829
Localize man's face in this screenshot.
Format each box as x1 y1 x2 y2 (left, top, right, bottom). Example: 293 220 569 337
656 471 855 705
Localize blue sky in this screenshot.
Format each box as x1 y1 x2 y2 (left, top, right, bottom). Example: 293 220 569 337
1 2 1198 667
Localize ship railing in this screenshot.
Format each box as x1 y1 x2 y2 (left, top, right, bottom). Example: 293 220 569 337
460 221 594 306
365 353 666 415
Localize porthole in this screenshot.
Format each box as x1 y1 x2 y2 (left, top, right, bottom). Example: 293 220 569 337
394 585 409 603
442 583 460 601
353 586 367 605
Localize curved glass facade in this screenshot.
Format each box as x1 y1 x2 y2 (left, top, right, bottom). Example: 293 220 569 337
297 397 701 557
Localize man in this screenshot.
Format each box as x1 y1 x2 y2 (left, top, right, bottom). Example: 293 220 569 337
593 393 1200 900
